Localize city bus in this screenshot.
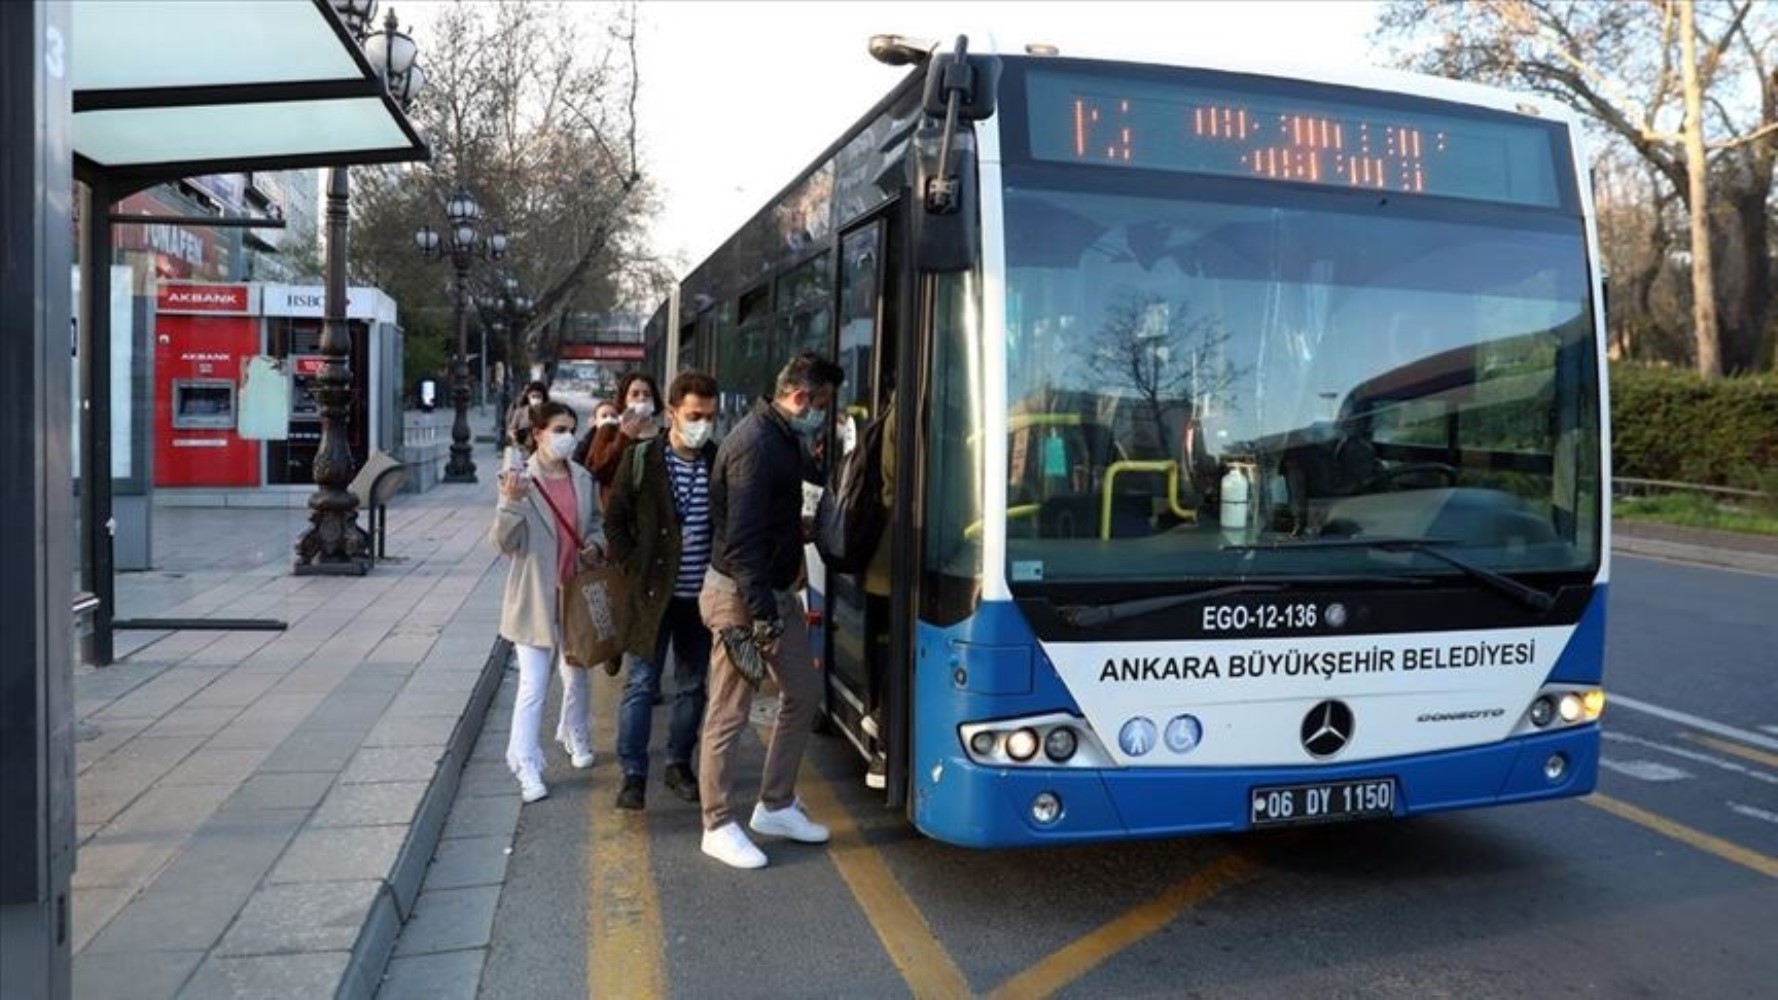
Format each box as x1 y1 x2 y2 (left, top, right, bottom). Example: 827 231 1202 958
646 35 1609 847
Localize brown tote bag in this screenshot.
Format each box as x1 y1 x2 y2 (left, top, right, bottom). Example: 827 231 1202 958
532 481 623 668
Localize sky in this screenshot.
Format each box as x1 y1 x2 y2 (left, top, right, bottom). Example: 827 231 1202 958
398 0 1386 279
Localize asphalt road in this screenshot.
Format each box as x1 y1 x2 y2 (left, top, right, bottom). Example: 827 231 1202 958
471 550 1777 999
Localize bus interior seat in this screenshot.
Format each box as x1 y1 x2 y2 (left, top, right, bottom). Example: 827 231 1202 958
1038 492 1154 539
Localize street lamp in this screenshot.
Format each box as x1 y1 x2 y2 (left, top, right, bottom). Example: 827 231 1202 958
477 279 535 437
297 0 423 574
417 189 507 482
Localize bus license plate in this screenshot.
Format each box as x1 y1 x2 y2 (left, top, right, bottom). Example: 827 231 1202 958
1249 778 1397 828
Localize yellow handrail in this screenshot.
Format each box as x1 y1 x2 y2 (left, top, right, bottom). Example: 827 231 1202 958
966 503 1041 539
1100 460 1198 538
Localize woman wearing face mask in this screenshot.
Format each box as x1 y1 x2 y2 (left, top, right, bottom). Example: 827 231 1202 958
571 400 622 467
582 372 662 508
506 380 550 450
492 400 608 803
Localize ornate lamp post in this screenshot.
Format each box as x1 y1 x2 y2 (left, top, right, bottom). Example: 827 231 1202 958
479 276 534 395
480 275 533 448
297 1 423 574
417 191 506 482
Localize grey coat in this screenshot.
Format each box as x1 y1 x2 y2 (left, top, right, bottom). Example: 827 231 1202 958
490 456 607 649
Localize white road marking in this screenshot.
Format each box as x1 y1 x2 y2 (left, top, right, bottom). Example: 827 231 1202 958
1602 730 1778 786
1600 758 1692 782
1608 694 1778 753
1728 801 1778 827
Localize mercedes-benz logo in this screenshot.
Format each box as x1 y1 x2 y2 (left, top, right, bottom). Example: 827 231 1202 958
1300 700 1354 759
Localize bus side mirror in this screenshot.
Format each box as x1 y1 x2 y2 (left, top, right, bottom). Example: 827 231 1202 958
911 122 978 273
911 41 1001 275
921 51 1002 121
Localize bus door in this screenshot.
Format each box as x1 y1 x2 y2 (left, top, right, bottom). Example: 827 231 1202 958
823 216 894 758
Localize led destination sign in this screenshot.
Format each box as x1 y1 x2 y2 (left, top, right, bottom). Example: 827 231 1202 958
1025 68 1565 208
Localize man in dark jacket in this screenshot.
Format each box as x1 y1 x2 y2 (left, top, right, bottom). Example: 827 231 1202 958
697 352 845 869
606 371 720 811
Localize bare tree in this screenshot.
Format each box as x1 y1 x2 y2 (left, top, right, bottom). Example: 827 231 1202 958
350 0 666 378
1595 150 1687 362
1374 0 1778 376
1082 291 1241 461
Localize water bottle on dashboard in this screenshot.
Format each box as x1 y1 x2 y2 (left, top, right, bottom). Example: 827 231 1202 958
1220 464 1251 543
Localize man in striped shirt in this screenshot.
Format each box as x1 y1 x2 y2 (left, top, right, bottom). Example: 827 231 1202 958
606 371 720 810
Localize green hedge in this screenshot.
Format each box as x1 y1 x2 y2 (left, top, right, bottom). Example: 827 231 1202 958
1610 363 1778 491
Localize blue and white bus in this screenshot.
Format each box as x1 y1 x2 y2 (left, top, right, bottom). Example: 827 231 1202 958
647 35 1609 847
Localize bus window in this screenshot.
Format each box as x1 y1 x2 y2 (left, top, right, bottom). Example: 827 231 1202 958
837 223 883 442
775 251 833 359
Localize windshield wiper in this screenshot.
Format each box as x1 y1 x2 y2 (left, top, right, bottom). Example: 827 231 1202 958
1054 574 1430 629
1224 536 1556 613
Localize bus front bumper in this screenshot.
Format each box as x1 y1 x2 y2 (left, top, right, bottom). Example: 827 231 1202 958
911 726 1600 848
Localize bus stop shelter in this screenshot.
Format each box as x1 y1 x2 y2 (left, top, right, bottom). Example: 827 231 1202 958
0 2 428 994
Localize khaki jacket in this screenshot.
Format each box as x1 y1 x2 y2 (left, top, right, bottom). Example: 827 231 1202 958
607 436 717 660
491 456 607 648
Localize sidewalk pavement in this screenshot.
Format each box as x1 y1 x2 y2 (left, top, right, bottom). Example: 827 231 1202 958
71 472 513 999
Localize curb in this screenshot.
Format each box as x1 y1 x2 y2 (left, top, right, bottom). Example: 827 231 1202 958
340 636 514 1000
1613 533 1778 577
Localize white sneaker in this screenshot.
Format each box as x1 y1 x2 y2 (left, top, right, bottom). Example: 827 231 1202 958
560 735 595 770
517 767 549 804
701 822 767 869
749 799 830 843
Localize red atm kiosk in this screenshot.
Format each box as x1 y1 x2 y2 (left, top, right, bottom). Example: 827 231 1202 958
153 282 262 487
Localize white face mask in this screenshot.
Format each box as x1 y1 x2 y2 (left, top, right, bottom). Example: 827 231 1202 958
678 418 712 449
627 400 656 418
543 431 577 461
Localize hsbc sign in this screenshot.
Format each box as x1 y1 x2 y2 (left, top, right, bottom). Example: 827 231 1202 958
157 283 257 315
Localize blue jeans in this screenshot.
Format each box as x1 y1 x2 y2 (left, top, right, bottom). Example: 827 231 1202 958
616 595 710 778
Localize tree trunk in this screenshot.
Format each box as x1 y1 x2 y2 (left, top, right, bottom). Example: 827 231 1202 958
1678 0 1722 378
1716 185 1775 373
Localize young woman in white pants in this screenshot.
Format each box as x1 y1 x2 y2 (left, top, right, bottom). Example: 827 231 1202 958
491 400 608 802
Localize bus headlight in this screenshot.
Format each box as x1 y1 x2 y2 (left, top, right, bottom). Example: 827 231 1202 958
1516 686 1605 736
1043 727 1078 762
1005 728 1040 761
1582 689 1606 720
1031 792 1063 825
958 714 1115 768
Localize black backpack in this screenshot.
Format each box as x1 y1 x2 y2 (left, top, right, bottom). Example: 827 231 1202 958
816 415 889 575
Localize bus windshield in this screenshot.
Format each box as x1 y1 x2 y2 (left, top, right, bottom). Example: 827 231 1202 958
999 180 1601 587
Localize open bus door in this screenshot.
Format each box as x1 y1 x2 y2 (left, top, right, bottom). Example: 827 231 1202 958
820 214 896 787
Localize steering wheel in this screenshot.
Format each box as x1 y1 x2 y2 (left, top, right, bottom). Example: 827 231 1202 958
1375 462 1459 489
1332 437 1458 491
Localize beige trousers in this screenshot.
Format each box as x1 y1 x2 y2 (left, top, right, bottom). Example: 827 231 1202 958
697 571 820 831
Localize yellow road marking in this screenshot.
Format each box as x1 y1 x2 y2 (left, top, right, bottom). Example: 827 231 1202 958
985 852 1259 1000
588 673 667 999
763 716 973 999
1586 793 1778 880
1680 731 1778 771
